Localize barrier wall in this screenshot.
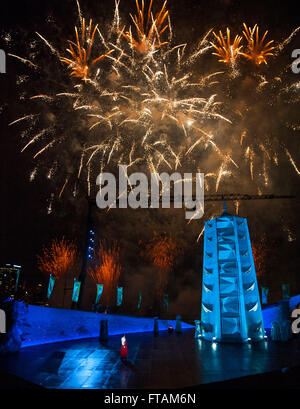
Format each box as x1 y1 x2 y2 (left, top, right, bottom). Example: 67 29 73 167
8 295 300 348
13 302 193 348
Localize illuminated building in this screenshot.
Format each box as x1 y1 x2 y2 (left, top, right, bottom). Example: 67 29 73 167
0 264 21 298
201 204 265 342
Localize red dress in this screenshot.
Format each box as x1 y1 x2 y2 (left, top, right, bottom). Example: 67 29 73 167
120 335 128 359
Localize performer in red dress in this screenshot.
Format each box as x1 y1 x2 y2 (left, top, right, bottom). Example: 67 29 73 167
120 334 128 360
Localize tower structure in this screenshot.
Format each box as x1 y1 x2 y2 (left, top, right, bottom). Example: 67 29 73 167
201 203 265 342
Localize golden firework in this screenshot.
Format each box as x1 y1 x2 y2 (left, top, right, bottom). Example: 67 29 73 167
241 24 274 65
121 0 169 54
211 28 243 63
61 18 113 80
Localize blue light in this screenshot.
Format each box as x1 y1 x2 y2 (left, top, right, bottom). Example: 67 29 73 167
12 302 194 348
201 209 265 343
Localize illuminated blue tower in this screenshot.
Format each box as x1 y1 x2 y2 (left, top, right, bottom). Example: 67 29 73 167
201 203 265 343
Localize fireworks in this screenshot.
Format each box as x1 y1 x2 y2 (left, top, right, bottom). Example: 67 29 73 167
241 24 275 65
143 233 182 295
211 24 274 66
211 29 243 64
88 241 121 305
121 0 169 54
208 20 299 193
60 18 114 81
5 0 300 223
252 238 267 279
37 238 77 280
8 0 232 201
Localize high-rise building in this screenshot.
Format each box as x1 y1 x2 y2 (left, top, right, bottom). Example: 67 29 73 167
201 204 265 342
0 264 21 298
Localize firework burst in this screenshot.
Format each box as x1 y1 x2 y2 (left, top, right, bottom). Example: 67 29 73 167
5 0 300 232
121 0 169 54
60 18 114 81
37 237 77 280
241 24 275 65
209 21 300 195
7 0 231 203
88 240 121 305
143 232 182 296
211 28 243 64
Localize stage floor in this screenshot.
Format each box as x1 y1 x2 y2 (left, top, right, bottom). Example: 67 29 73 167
1 330 300 389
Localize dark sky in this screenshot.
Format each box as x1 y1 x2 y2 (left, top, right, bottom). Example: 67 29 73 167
0 0 299 315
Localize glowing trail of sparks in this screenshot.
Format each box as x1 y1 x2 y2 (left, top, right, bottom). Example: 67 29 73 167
285 148 300 175
7 53 38 69
35 32 60 56
59 178 69 199
9 114 38 126
33 140 56 159
277 26 300 53
197 226 205 242
21 129 50 153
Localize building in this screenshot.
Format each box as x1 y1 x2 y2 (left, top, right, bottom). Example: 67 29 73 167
201 203 265 342
0 264 21 298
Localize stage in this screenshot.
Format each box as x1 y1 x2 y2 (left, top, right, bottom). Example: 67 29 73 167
1 329 300 389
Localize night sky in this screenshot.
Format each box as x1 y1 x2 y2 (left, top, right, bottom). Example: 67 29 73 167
0 0 299 318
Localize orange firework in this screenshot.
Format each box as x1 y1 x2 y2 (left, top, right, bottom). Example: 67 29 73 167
88 241 121 305
252 240 267 279
121 0 169 54
241 24 274 65
37 237 77 279
144 233 182 295
60 18 113 80
211 28 243 63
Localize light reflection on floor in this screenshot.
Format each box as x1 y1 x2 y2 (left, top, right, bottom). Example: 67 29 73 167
1 330 300 389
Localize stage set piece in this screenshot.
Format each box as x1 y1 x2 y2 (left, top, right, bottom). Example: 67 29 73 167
201 204 265 343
